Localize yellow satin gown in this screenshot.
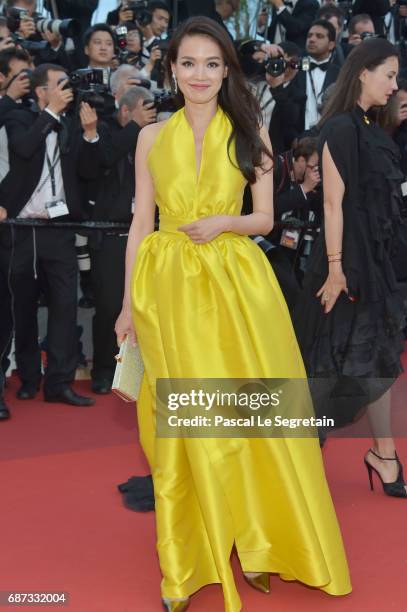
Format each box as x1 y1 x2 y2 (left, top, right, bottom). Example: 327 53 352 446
131 106 352 611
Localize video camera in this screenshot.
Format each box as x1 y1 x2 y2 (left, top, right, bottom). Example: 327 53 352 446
6 6 80 38
62 68 115 115
122 1 152 27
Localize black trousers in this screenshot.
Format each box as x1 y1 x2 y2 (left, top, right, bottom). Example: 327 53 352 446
90 234 126 382
6 226 78 393
0 228 13 394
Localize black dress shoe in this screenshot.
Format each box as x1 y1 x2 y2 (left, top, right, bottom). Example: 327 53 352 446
17 383 39 400
44 387 95 406
118 474 153 494
91 379 112 394
0 396 10 420
123 490 155 512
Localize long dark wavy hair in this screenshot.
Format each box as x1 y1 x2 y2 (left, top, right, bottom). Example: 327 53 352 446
165 17 273 183
319 38 399 129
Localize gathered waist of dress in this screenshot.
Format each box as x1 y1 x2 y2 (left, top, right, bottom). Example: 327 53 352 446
158 213 242 240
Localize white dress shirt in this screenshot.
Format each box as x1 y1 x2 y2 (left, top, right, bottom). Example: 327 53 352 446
305 58 329 130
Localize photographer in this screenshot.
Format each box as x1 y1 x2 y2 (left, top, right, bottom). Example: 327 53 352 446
271 138 321 301
83 23 116 71
44 0 97 40
0 17 15 52
0 46 32 420
5 0 73 70
294 19 340 133
118 23 144 67
265 41 308 152
0 63 96 406
347 14 376 47
265 0 319 49
317 4 347 65
44 0 98 68
110 63 139 97
80 86 156 393
108 0 170 37
352 0 391 36
0 47 32 182
239 39 304 153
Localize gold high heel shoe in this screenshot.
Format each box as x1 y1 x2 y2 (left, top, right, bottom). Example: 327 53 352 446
243 572 270 594
162 598 190 611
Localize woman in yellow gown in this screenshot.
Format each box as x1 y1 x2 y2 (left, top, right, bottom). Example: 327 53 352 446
115 17 351 612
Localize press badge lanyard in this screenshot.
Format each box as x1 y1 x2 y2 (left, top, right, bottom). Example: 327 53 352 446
45 139 60 199
308 70 324 107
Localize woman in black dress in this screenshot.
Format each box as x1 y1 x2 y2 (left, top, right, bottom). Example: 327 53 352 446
295 38 407 498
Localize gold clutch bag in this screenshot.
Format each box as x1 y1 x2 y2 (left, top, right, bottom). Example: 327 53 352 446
112 336 144 402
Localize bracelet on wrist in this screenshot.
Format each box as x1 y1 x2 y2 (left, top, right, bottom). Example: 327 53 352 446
328 259 342 263
327 250 342 258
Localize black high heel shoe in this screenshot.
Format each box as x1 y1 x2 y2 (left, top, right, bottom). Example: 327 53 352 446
364 448 407 498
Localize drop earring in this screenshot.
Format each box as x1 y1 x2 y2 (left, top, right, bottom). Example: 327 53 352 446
172 72 178 94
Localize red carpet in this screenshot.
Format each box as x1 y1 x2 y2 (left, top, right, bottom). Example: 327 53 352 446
1 374 407 612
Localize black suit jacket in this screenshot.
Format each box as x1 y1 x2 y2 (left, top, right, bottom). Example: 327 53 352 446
268 80 305 153
294 60 341 135
183 0 232 36
267 0 319 50
0 107 94 219
0 96 20 129
80 116 141 223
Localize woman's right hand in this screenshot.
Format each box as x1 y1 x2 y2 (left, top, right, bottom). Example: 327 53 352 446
316 268 348 314
115 306 137 347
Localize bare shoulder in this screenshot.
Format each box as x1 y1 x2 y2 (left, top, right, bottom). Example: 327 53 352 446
138 118 171 155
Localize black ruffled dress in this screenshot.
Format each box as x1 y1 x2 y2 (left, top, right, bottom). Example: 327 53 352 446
294 105 407 428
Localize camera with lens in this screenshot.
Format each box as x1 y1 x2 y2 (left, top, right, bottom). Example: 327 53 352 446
7 6 79 38
360 32 379 41
123 1 152 27
6 67 34 106
63 68 115 115
265 55 310 77
148 36 170 88
139 78 176 113
115 25 130 62
237 39 263 57
151 89 176 113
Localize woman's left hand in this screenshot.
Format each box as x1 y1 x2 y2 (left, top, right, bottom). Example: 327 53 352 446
179 216 229 243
